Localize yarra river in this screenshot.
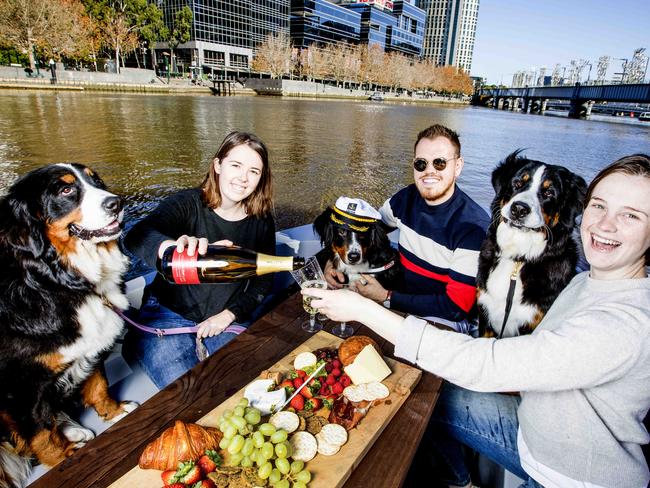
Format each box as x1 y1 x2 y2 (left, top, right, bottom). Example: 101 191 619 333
1 92 649 229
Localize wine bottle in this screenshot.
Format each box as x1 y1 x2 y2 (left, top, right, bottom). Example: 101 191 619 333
158 245 306 284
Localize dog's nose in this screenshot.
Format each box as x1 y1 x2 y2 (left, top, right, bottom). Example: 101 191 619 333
102 196 122 215
347 251 361 264
510 201 530 220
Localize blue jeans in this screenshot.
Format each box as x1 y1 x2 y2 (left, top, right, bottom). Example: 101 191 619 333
127 295 248 389
424 382 542 488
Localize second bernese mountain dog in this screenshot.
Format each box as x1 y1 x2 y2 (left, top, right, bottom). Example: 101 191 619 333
313 198 401 288
477 151 587 338
0 164 136 488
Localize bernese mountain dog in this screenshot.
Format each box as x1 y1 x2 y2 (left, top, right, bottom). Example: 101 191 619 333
313 197 401 287
477 151 587 338
0 164 136 488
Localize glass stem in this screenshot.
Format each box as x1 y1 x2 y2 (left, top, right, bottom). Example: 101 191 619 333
310 314 316 327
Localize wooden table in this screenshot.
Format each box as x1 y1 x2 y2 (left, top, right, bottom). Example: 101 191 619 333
29 290 443 488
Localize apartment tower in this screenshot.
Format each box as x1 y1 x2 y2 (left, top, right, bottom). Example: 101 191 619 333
419 0 479 73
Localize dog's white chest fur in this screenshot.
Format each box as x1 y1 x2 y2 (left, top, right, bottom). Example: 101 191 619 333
334 256 371 283
479 258 538 337
496 222 546 260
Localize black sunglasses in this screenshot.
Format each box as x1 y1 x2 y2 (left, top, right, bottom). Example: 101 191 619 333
413 156 459 172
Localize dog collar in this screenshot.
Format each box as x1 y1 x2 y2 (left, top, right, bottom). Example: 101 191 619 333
364 260 396 274
330 206 377 233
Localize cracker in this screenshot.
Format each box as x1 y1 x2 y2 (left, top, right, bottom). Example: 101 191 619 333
315 432 341 456
320 423 348 447
289 431 318 462
366 381 390 400
269 411 300 433
343 385 365 403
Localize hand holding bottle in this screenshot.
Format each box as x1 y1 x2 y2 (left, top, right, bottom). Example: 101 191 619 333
158 235 234 259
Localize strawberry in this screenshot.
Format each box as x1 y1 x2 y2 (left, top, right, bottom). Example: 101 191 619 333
305 398 322 411
332 382 344 395
280 379 295 395
319 383 330 396
332 359 342 369
197 449 221 475
193 480 216 488
293 377 304 389
323 394 338 409
296 369 307 378
176 461 202 485
325 374 336 385
161 469 179 485
340 374 352 387
290 394 305 411
299 384 314 399
331 368 342 377
325 363 334 374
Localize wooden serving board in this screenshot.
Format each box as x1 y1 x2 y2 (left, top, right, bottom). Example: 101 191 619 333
109 331 421 488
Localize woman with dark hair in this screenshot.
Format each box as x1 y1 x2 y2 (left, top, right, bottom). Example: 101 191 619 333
305 154 650 488
124 131 275 388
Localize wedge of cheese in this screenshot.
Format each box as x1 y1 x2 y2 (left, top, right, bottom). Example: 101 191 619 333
344 344 391 385
244 379 286 415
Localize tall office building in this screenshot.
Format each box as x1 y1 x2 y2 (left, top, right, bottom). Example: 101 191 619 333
157 1 289 71
419 0 479 73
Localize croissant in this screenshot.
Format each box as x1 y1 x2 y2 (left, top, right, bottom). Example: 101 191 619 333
138 420 223 470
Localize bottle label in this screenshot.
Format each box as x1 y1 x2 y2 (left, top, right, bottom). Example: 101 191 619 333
172 249 200 284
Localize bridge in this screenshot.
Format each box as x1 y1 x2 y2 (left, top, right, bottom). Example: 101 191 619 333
473 83 650 118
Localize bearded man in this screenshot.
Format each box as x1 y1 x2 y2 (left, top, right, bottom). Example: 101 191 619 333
325 124 489 335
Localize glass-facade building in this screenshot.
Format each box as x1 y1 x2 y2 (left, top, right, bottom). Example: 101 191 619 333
157 0 290 71
290 0 361 48
419 0 479 72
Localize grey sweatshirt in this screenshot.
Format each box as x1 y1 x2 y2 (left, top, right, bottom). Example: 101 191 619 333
395 272 650 488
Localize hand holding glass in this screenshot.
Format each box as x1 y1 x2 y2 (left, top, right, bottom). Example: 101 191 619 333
290 256 327 333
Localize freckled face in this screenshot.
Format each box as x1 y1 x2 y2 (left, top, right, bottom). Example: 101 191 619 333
215 144 263 208
413 137 463 205
580 173 650 279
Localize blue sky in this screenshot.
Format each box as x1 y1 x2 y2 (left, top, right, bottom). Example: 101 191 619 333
471 0 650 84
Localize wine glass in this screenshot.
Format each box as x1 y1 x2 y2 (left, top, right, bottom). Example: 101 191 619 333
330 283 355 338
290 256 327 333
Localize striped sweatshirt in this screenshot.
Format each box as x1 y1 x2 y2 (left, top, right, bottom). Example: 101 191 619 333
380 184 489 322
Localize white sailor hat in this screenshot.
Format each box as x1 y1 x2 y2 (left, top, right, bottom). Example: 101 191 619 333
330 197 381 232
334 197 382 220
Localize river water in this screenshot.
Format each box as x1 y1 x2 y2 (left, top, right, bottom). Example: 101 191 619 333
1 92 649 229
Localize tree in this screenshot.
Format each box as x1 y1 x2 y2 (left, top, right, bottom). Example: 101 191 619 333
0 0 89 69
252 32 292 79
166 5 192 74
138 2 167 70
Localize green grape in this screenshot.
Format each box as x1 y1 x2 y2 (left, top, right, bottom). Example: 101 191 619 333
258 462 273 480
275 479 290 488
250 449 259 464
240 455 253 468
260 441 274 460
238 424 251 436
290 460 304 475
222 409 233 419
293 482 307 488
275 457 290 475
219 437 231 450
270 429 288 444
223 424 237 440
258 423 276 437
252 431 265 448
274 442 288 459
242 438 255 456
245 409 261 425
269 468 282 484
256 455 266 467
228 434 245 454
238 397 249 407
295 470 311 484
233 406 245 417
229 452 244 466
230 415 247 430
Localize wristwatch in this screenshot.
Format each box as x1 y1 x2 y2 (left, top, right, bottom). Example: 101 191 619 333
382 290 392 309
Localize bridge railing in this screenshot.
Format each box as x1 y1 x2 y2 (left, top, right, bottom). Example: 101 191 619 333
479 83 650 103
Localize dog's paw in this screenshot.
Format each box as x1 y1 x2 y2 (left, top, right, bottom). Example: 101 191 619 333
62 425 95 444
106 401 138 424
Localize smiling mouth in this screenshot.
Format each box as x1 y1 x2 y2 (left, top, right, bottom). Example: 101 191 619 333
591 233 621 251
69 220 121 240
